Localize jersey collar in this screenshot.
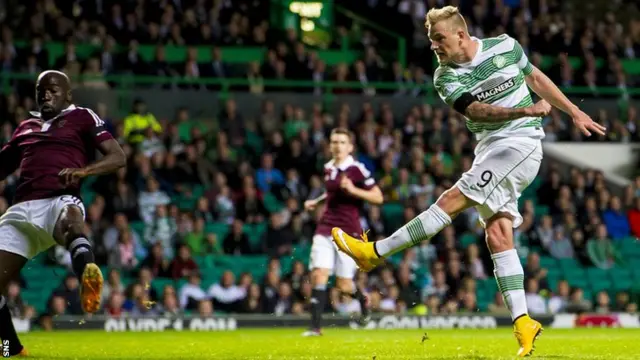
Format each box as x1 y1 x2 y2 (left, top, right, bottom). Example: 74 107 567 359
29 104 77 120
329 155 354 171
452 37 482 67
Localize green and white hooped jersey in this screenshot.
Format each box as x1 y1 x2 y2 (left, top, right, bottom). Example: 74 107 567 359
433 34 545 147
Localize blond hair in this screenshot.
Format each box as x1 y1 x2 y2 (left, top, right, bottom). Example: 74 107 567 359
424 6 468 32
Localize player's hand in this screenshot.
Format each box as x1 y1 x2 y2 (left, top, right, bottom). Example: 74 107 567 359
527 100 552 117
340 175 356 194
59 168 88 186
304 200 318 211
571 109 607 137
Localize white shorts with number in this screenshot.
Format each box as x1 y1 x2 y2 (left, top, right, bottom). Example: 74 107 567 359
456 137 542 228
0 195 86 259
309 234 358 279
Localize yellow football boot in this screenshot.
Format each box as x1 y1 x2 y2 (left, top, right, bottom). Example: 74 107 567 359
514 315 543 357
80 263 104 314
331 228 383 272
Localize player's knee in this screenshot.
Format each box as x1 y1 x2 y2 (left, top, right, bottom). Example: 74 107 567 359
59 206 85 242
311 268 329 286
435 187 469 216
485 214 514 253
335 278 353 294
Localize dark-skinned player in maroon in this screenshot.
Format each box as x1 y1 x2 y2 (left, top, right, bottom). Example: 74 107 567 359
0 70 126 356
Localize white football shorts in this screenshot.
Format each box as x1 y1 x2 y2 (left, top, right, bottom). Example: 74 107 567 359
309 234 358 279
456 137 542 228
0 195 86 259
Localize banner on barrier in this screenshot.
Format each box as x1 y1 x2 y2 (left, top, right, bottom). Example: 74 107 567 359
14 313 640 332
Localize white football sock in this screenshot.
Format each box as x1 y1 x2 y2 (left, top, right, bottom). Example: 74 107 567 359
374 204 451 257
492 249 528 321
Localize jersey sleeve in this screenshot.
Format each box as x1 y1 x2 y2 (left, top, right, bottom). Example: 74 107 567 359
433 67 468 106
80 108 114 146
512 37 534 75
351 163 376 190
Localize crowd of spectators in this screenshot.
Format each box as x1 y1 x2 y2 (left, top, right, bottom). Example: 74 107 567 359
1 92 639 322
1 0 640 99
0 0 639 323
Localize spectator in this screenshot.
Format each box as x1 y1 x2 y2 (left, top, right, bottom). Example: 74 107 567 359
50 274 82 315
109 231 139 270
207 271 245 313
548 228 575 259
594 291 611 313
144 205 178 258
224 219 252 255
138 177 171 224
178 273 207 310
524 278 547 315
263 213 295 257
184 217 207 255
102 269 125 302
602 196 631 240
141 243 172 278
465 244 488 280
123 99 162 144
548 280 571 314
255 153 285 193
170 244 199 279
627 197 640 238
587 224 624 269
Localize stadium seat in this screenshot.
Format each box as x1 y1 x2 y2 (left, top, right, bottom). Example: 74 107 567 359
539 256 558 270
205 222 230 240
459 232 478 248
129 221 146 239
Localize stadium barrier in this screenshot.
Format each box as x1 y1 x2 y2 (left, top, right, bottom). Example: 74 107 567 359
12 313 640 333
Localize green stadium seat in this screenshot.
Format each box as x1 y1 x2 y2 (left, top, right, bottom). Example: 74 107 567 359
534 205 549 217
151 279 175 296
381 203 404 230
558 258 581 271
590 279 612 293
263 193 284 213
205 222 230 240
539 256 558 270
459 232 478 248
129 221 146 239
587 268 609 281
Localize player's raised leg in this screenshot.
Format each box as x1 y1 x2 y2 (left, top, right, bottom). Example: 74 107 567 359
332 186 470 271
53 204 103 314
485 214 542 357
0 250 28 357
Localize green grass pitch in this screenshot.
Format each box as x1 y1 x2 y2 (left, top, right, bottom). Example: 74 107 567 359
17 328 640 359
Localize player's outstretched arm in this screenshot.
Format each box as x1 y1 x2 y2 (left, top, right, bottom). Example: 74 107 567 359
462 100 548 123
525 66 606 136
83 139 127 177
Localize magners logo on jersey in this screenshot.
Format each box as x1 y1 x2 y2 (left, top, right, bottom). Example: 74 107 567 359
475 78 515 101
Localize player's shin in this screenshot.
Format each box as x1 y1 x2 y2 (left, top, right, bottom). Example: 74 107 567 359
0 295 24 356
310 284 327 331
67 236 95 279
374 204 452 257
492 249 528 321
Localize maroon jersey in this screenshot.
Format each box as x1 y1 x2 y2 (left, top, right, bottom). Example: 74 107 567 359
0 105 113 204
316 156 376 237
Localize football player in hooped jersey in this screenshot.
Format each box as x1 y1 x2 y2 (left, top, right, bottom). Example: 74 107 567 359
301 128 383 336
0 70 126 356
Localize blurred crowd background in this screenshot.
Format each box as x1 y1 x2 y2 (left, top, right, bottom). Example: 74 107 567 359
1 0 639 329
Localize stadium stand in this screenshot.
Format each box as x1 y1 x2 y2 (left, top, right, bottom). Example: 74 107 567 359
1 0 639 329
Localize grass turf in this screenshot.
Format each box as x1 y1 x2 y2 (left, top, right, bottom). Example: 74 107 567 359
16 328 640 359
